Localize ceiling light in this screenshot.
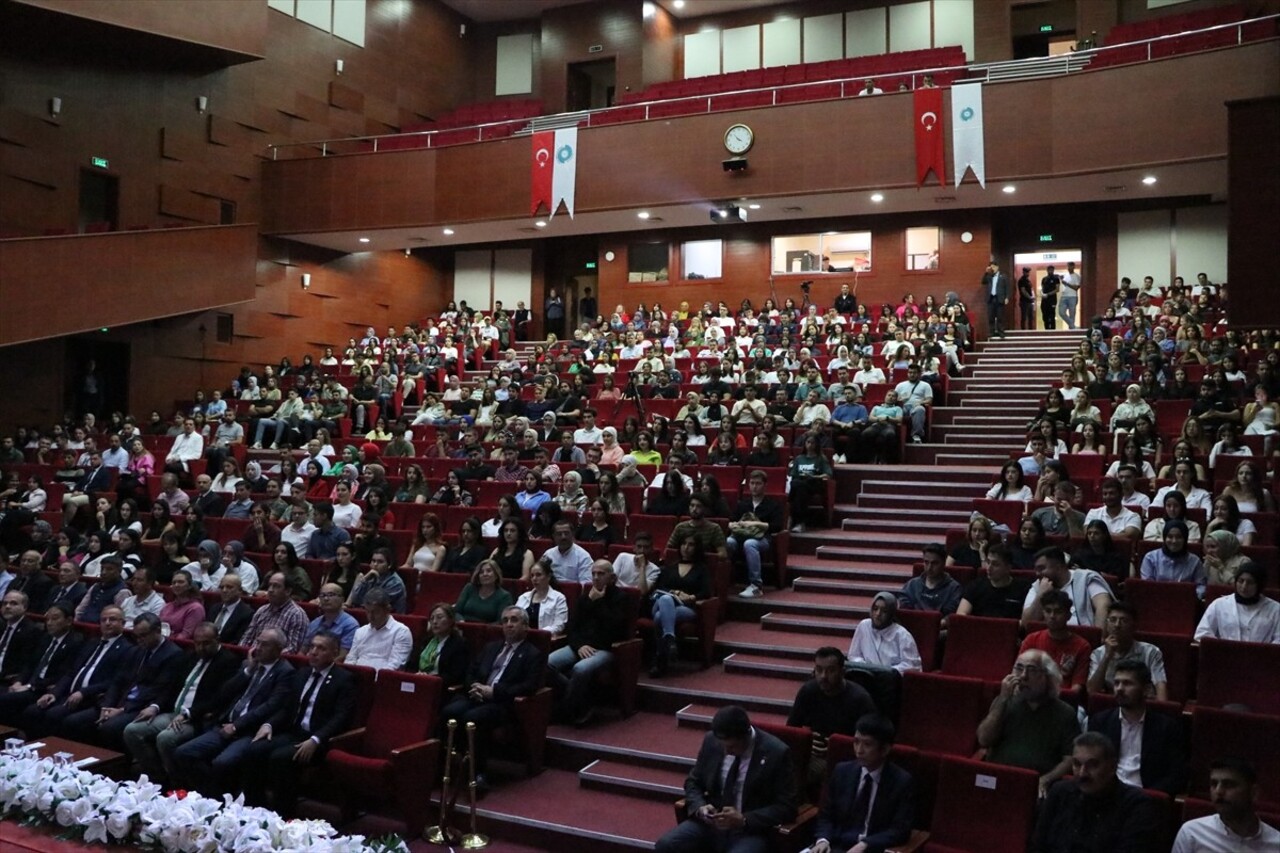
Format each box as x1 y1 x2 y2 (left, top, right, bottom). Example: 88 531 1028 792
357 237 370 243
673 0 685 8
870 193 884 203
535 220 547 228
1002 185 1016 194
642 1 655 16
637 211 651 220
442 228 454 235
748 203 760 210
1142 175 1157 185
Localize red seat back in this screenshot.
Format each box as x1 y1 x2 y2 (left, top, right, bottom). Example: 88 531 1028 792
1190 707 1280 809
941 615 1020 681
1123 579 1200 635
928 755 1039 850
1196 637 1280 715
361 672 443 758
898 671 989 755
894 608 941 672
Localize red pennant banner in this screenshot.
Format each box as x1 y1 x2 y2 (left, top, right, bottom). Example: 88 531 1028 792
914 87 946 187
531 130 554 216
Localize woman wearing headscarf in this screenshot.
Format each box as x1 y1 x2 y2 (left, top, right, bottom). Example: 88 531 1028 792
242 460 270 492
1202 529 1247 586
1138 519 1206 597
598 427 625 465
219 540 260 594
328 445 361 476
195 539 224 590
616 455 648 489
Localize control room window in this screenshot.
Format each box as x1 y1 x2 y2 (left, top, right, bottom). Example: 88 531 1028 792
682 239 723 280
628 242 669 283
906 226 940 271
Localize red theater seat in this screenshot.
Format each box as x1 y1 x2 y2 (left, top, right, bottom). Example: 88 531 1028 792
1196 637 1280 715
925 755 1039 851
898 671 990 756
1189 707 1280 810
940 615 1021 681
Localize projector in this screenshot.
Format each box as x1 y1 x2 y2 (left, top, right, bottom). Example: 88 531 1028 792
710 204 747 224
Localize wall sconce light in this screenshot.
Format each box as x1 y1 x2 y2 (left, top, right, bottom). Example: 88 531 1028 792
196 96 208 114
301 273 311 290
49 97 62 118
335 59 344 75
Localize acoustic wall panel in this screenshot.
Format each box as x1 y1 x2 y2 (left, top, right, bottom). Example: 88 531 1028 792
1175 205 1227 284
933 0 973 59
889 1 932 53
762 18 801 68
332 0 366 47
803 13 843 63
496 33 535 95
723 25 761 73
493 248 533 311
684 30 721 78
295 0 332 33
845 7 887 59
1118 209 1174 286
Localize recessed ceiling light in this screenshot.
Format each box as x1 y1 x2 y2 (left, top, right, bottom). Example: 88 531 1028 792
637 211 651 220
1142 175 1157 185
442 228 454 235
673 0 685 8
870 193 884 203
748 203 760 210
535 220 547 228
1002 185 1016 194
357 237 370 243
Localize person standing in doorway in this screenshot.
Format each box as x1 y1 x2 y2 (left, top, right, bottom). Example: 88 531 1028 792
1041 265 1062 330
1018 267 1036 330
984 262 1010 340
579 286 597 326
1059 261 1081 330
545 287 565 340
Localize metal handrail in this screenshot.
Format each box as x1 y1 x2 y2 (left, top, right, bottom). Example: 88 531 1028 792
267 14 1278 160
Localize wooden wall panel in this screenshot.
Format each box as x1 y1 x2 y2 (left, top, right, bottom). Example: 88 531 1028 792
1227 96 1280 329
538 0 646 114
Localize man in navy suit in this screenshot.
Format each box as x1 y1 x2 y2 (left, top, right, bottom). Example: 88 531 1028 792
172 628 295 796
984 261 1011 339
440 606 545 788
1087 660 1185 796
21 605 134 738
251 631 356 814
62 451 113 528
205 574 253 643
0 602 82 725
657 705 798 853
0 589 43 685
8 552 53 614
809 714 914 853
60 612 187 748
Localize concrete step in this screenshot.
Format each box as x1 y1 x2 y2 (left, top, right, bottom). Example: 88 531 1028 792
546 716 699 775
794 576 908 597
813 545 920 563
578 759 687 802
840 516 971 534
638 669 801 715
715 621 851 659
856 493 975 510
859 479 988 497
676 702 791 732
841 505 978 521
725 589 875 623
723 652 811 682
760 611 863 635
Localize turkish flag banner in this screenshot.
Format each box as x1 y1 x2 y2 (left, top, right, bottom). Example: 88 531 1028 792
914 87 946 187
531 130 554 215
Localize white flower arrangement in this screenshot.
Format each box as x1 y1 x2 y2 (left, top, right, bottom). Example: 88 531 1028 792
0 745 408 853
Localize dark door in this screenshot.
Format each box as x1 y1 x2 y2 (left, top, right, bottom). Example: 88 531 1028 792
78 168 119 232
66 338 130 419
566 58 616 112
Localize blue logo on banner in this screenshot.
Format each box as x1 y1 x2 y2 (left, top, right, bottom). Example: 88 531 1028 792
557 144 574 164
960 107 975 122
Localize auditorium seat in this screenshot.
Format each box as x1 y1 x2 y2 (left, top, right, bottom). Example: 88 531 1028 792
1122 578 1200 635
940 615 1020 682
894 608 942 672
1134 631 1195 704
924 755 1039 851
324 671 443 835
456 623 553 775
1189 707 1280 810
1196 638 1280 715
898 671 990 756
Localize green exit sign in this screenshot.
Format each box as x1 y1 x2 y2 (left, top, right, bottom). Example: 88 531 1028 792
584 261 597 270
1039 234 1054 242
1039 24 1054 33
91 156 109 169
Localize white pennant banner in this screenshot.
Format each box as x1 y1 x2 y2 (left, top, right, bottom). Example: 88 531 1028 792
951 82 986 188
551 127 578 218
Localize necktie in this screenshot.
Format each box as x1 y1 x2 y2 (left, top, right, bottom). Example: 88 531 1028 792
232 666 265 719
71 641 108 693
0 625 14 664
723 754 743 810
487 644 514 686
214 606 231 633
296 671 323 728
35 637 62 680
848 771 875 838
173 660 207 715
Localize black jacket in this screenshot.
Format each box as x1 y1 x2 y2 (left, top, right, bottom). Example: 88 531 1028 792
1032 779 1162 853
566 585 629 654
0 617 45 683
178 649 243 729
19 630 84 692
682 727 798 834
8 572 53 613
205 600 253 644
269 665 357 744
815 760 914 853
102 639 187 713
732 496 785 535
467 638 544 705
1087 706 1187 796
213 659 296 734
54 634 136 702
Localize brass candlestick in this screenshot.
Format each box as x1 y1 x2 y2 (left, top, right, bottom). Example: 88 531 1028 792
460 721 489 849
424 719 461 846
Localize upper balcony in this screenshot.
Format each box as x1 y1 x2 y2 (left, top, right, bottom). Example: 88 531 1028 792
262 17 1279 253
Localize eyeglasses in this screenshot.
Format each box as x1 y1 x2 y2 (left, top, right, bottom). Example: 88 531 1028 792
1013 664 1045 675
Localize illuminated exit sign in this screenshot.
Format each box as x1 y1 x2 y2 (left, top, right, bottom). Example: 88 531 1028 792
91 156 109 169
1039 234 1054 242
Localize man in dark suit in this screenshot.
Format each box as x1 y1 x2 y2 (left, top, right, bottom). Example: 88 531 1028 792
47 561 88 611
0 589 44 685
122 621 240 785
251 631 356 814
21 605 134 738
546 561 630 726
205 574 253 643
1087 660 1185 796
727 469 786 599
440 606 545 787
191 473 226 518
8 551 53 614
811 714 914 853
61 612 187 748
61 451 113 528
656 704 798 853
983 261 1011 339
172 628 295 796
0 602 82 725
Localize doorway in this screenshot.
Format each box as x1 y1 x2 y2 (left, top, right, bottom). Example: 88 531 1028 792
65 337 130 419
78 168 119 232
566 58 616 112
1013 248 1083 331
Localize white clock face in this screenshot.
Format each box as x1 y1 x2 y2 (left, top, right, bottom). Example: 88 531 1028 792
724 124 753 155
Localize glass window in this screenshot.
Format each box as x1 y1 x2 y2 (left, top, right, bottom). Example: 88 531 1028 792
682 239 723 280
906 226 940 271
771 231 871 274
628 242 669 283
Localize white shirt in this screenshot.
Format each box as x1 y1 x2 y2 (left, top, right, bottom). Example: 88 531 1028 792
101 447 131 472
1116 710 1144 787
1172 814 1280 852
541 544 594 584
613 554 661 590
1084 505 1142 537
514 588 569 635
1153 485 1213 513
848 620 921 673
332 502 363 529
167 432 204 465
573 426 603 445
281 523 316 558
347 617 414 670
1194 595 1280 643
